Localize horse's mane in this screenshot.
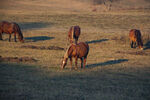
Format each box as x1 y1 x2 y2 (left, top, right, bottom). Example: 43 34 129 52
13 22 23 40
64 43 76 59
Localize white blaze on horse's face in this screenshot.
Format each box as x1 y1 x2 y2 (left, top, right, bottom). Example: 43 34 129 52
61 58 67 69
63 60 66 65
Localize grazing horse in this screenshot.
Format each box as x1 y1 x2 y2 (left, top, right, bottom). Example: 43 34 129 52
0 21 24 42
68 26 80 44
129 29 143 50
61 42 89 69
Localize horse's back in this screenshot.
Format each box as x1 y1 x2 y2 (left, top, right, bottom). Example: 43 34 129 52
129 29 137 42
77 42 89 58
68 42 89 58
78 42 89 50
0 21 14 33
0 21 12 27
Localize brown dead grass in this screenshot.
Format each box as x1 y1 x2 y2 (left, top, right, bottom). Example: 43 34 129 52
116 51 149 56
0 56 37 63
20 45 64 50
0 0 150 100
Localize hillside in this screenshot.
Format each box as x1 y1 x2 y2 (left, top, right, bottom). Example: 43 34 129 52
0 0 150 14
84 0 150 11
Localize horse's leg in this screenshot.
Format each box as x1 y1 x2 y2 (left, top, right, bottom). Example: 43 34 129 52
68 37 70 44
130 40 134 48
80 58 83 68
134 42 137 48
70 58 73 70
75 39 77 44
83 58 86 69
75 38 78 44
75 57 78 69
0 33 2 40
9 34 11 42
132 41 135 48
133 41 136 48
69 38 73 44
14 33 17 42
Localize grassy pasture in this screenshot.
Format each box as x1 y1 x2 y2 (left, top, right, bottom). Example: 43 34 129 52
0 63 150 100
0 0 150 100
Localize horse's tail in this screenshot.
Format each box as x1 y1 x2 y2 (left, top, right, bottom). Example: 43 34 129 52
71 26 74 43
0 22 2 40
14 23 24 42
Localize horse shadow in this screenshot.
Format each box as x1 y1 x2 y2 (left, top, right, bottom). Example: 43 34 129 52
25 36 54 42
19 22 53 30
144 41 150 50
86 39 109 44
87 59 128 68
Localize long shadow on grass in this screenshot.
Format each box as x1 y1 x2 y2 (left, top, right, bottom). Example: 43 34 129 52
0 62 149 100
86 39 109 44
25 36 54 42
19 22 53 30
144 41 150 50
87 59 128 68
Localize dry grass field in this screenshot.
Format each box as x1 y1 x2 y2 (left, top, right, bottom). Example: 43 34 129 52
0 0 150 100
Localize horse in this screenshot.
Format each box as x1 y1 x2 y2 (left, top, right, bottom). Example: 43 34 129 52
0 21 24 42
129 29 143 50
68 26 80 44
61 42 89 69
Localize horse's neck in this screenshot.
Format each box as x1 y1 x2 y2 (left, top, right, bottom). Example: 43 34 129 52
64 44 73 58
64 51 68 59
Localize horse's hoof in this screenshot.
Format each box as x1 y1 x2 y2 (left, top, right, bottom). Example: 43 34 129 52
140 48 144 50
75 67 78 70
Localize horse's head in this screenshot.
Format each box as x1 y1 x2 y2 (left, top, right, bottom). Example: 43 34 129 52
140 47 144 50
61 45 71 69
18 32 24 43
137 35 143 50
18 36 24 43
20 39 24 43
61 57 68 69
138 43 143 50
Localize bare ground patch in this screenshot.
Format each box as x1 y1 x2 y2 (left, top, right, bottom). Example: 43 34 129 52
111 36 128 43
116 51 149 56
20 45 64 50
0 56 37 63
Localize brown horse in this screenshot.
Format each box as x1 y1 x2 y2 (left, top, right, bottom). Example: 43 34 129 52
68 26 80 44
61 42 89 69
0 21 24 42
129 29 143 50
